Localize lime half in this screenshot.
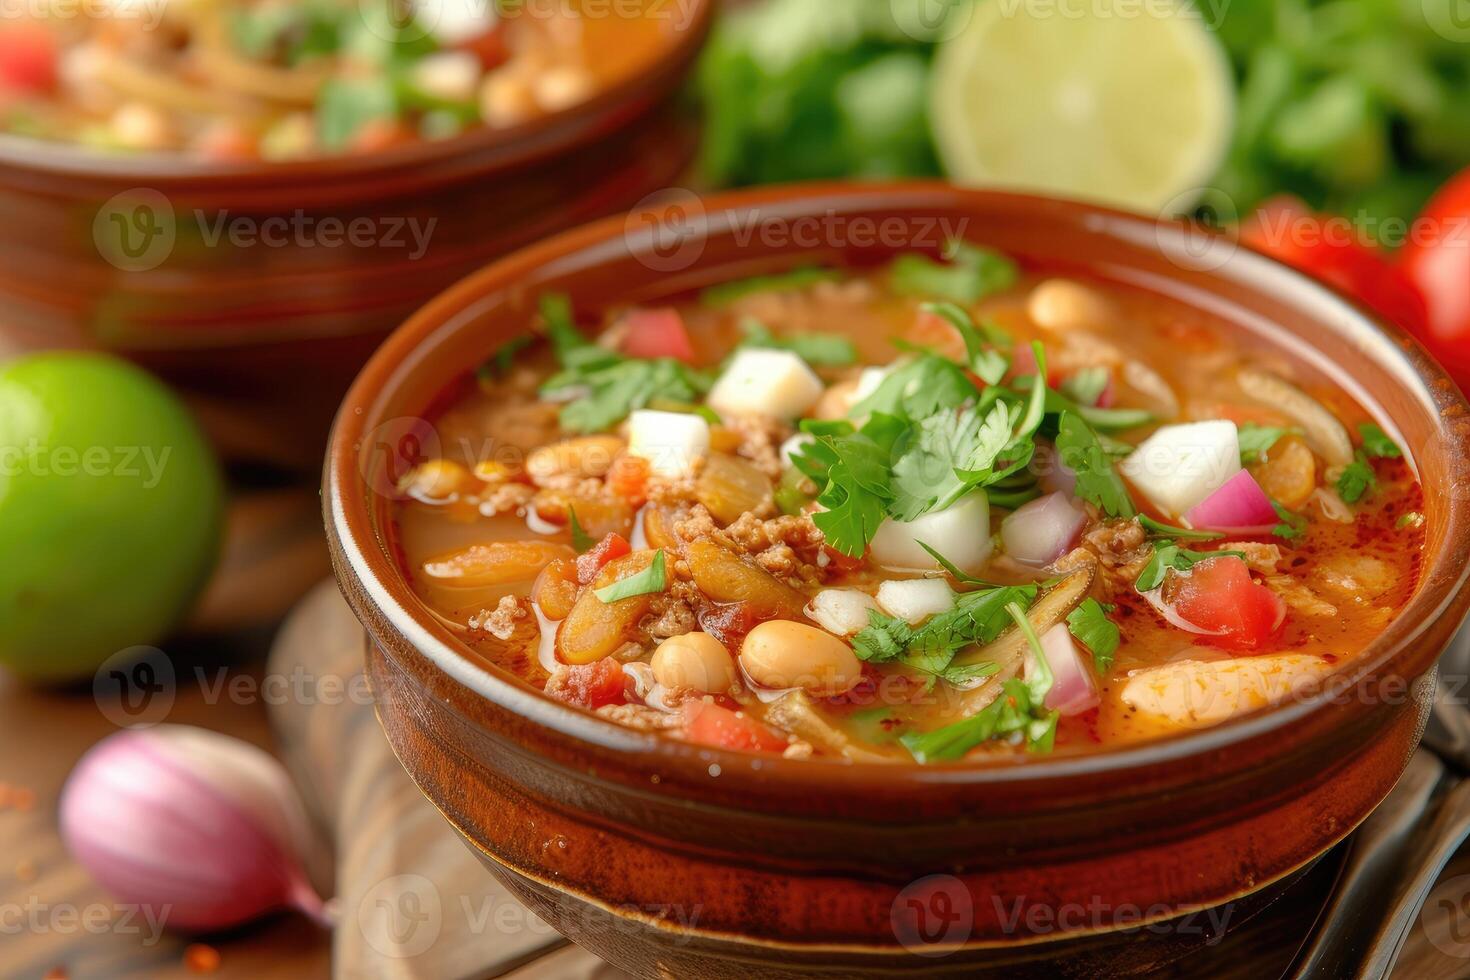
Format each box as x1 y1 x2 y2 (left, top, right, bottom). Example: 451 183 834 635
931 0 1235 215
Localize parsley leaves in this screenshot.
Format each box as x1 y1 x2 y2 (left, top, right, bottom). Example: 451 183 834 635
1271 501 1307 541
1335 423 1403 504
1067 598 1120 675
593 550 666 603
851 584 1036 679
889 399 1014 520
1359 423 1402 459
1054 412 1136 518
1237 423 1294 464
899 678 1053 762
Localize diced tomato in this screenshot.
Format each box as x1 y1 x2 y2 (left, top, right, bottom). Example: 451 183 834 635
681 700 788 753
1398 169 1470 390
0 24 56 95
1239 197 1428 335
605 455 651 503
575 532 631 584
545 658 626 709
620 308 696 363
1167 556 1287 653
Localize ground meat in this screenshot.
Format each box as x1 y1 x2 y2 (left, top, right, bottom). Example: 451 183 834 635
595 703 680 732
1053 517 1151 588
717 511 829 586
469 596 527 640
478 482 535 516
719 413 791 479
644 597 697 638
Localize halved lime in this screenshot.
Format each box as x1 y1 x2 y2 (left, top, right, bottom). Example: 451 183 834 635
931 0 1235 215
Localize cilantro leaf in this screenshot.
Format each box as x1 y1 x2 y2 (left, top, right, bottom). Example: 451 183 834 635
1054 412 1136 518
477 336 531 383
737 317 857 366
1238 423 1293 464
540 293 591 362
889 400 1013 520
567 507 596 553
805 424 897 557
1134 543 1249 592
1007 600 1052 706
889 240 1018 305
700 267 842 306
1067 599 1120 675
1359 423 1402 459
593 550 666 603
851 585 1036 678
1335 452 1377 504
849 354 978 421
920 302 1009 384
1271 501 1307 541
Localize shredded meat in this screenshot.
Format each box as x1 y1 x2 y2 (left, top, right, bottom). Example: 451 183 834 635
595 703 680 732
1054 517 1151 588
1220 541 1284 574
719 413 791 479
643 597 697 638
469 596 527 640
1265 575 1338 617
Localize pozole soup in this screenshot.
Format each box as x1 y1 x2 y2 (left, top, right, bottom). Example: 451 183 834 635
0 0 684 158
390 244 1424 764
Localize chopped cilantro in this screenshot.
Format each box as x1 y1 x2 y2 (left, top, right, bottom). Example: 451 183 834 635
849 353 979 421
737 317 857 366
1067 599 1120 675
567 507 595 554
1359 423 1402 459
796 419 899 557
593 550 666 603
1135 543 1249 592
1007 601 1053 706
899 676 1056 762
317 77 397 150
889 240 1018 305
1238 423 1293 464
851 584 1036 678
1335 453 1377 504
1054 412 1136 518
535 293 710 433
921 302 1009 384
889 400 1014 520
1137 514 1223 540
477 336 531 382
700 267 842 306
1271 501 1307 541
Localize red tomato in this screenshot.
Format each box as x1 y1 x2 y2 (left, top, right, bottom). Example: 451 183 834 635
1399 170 1470 387
1240 197 1428 335
620 308 696 363
681 700 788 753
457 24 510 70
0 25 57 95
545 658 626 709
575 532 631 584
1167 556 1287 653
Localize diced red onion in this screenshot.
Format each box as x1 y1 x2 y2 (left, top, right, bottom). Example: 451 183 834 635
1001 492 1086 566
1184 470 1279 534
1037 625 1099 716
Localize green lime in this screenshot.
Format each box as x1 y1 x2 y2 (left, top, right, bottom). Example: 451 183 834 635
931 0 1235 215
0 353 223 683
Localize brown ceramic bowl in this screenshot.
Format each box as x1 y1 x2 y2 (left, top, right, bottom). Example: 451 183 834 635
325 183 1470 977
0 0 711 472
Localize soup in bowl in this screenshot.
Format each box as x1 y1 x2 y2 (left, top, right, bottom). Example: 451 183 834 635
0 0 711 470
327 185 1470 975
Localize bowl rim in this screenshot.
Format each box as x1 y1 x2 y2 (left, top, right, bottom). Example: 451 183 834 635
325 180 1470 792
0 0 713 186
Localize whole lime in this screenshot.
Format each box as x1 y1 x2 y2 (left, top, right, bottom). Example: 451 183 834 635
0 353 223 683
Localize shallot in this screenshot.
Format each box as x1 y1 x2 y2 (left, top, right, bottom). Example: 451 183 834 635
1034 625 1099 716
1001 492 1086 566
60 726 331 933
1184 470 1278 534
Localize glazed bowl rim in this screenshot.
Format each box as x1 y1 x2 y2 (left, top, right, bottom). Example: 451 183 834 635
326 180 1470 790
0 0 712 186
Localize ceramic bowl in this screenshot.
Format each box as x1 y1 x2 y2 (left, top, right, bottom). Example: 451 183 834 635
0 0 712 471
326 183 1470 976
